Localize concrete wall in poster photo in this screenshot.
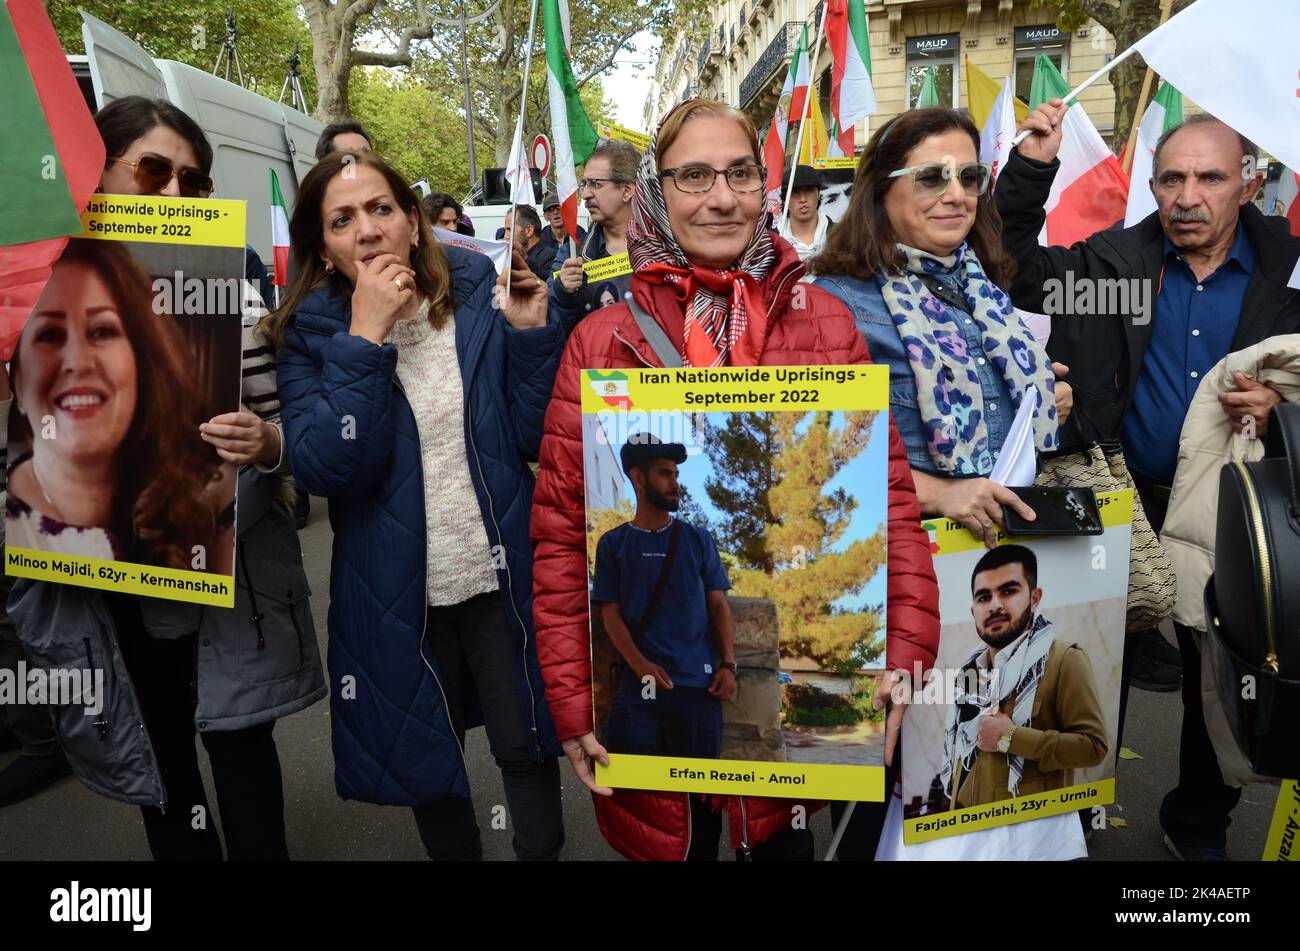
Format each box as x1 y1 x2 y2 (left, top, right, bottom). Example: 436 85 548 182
579 364 893 799
4 213 245 607
901 494 1132 842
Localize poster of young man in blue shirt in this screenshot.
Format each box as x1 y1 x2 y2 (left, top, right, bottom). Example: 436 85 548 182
591 434 736 759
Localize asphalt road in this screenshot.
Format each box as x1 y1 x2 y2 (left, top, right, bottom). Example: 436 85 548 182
0 501 1279 861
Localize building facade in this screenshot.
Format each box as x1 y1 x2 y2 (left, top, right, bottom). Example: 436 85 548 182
650 1 1120 150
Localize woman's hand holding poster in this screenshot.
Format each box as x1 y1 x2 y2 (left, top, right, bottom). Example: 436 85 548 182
4 195 246 607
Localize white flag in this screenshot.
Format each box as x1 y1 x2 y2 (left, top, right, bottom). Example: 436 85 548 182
432 227 510 276
1134 0 1300 172
989 386 1040 489
504 115 536 205
980 76 1017 189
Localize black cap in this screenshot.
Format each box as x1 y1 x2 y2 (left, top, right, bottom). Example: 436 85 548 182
620 433 688 474
542 191 560 210
783 164 824 192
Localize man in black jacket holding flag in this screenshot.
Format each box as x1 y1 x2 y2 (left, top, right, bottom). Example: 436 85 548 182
995 100 1300 860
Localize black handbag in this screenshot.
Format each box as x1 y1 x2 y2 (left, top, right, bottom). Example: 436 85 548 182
1204 402 1300 778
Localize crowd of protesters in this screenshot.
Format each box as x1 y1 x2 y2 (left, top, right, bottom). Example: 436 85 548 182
2 84 1297 864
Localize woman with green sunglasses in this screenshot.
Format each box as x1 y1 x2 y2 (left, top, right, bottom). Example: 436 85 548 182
811 108 1077 861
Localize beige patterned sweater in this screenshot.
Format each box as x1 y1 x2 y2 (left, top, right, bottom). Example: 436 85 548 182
388 301 499 607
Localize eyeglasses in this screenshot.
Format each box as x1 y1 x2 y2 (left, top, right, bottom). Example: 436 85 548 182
107 154 214 198
579 177 630 191
659 163 766 194
888 161 991 197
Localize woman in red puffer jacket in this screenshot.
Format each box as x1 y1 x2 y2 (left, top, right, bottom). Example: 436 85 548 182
531 98 940 861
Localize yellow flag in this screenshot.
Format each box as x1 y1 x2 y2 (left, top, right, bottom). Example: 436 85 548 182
798 94 831 166
965 58 1029 129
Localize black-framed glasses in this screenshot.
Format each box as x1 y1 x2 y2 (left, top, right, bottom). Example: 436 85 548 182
659 163 766 194
888 161 992 197
107 154 214 197
579 177 630 191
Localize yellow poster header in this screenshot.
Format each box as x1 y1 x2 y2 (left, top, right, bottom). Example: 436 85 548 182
598 120 651 152
580 365 888 414
78 195 247 248
923 489 1134 557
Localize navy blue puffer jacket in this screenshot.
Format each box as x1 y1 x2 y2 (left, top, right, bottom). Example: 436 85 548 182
276 246 563 806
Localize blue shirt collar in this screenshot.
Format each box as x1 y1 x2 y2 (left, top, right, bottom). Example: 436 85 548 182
1163 221 1255 276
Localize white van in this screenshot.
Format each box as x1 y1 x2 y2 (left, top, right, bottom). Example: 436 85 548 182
72 12 323 268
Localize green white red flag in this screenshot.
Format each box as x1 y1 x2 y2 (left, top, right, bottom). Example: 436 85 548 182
826 0 876 156
763 23 812 196
269 169 290 286
542 0 598 241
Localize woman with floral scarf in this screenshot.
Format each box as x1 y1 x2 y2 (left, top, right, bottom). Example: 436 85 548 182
812 108 1075 860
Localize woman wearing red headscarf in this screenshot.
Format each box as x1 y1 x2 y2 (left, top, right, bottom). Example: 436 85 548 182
530 99 941 861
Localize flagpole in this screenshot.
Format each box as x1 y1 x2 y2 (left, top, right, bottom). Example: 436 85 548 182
1120 0 1175 175
780 7 829 233
1010 43 1141 148
505 0 541 299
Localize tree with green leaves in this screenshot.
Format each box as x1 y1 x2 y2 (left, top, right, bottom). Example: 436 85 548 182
295 1 704 158
700 411 886 673
50 0 317 107
1032 0 1196 152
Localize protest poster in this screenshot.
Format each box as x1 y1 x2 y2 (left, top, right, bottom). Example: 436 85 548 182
581 365 890 800
4 195 246 607
900 493 1132 844
1262 779 1299 860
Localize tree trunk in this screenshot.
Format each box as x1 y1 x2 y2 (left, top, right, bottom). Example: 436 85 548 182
303 1 354 121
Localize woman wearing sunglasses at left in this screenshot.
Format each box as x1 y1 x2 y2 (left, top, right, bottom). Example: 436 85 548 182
810 108 1073 860
5 96 325 860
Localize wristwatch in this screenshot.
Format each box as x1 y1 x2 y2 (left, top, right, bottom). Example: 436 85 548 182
996 726 1017 754
720 662 738 674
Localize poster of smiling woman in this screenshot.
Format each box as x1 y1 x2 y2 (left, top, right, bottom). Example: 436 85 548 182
4 195 245 607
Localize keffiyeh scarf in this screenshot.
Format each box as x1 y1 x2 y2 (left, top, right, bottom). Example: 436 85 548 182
941 614 1056 800
626 103 778 367
879 243 1057 475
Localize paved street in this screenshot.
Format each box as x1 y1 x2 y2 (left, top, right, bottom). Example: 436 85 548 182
0 502 1279 861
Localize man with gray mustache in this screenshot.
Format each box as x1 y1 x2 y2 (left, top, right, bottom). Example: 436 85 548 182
995 103 1300 861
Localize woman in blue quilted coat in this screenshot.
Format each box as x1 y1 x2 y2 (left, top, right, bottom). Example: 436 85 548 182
263 151 567 860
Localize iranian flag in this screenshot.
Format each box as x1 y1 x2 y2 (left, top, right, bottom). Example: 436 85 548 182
588 370 633 410
764 23 812 196
542 0 598 242
269 169 290 286
0 0 104 359
1029 54 1129 247
826 0 876 157
1267 167 1300 237
1124 81 1182 228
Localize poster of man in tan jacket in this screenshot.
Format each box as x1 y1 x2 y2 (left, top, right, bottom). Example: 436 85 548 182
940 545 1109 810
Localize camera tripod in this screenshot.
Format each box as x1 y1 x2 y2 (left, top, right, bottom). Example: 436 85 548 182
211 13 245 86
279 42 309 114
